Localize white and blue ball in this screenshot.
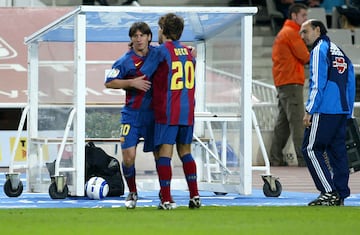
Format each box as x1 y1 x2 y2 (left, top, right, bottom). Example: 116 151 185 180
85 176 109 200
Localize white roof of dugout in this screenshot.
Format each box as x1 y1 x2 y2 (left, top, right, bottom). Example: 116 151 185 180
24 5 258 43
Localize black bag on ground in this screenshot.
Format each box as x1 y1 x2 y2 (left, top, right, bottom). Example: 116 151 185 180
46 142 125 197
85 142 124 196
346 118 360 173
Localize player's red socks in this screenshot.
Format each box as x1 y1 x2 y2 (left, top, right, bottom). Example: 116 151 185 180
156 157 172 202
121 163 137 193
181 154 199 198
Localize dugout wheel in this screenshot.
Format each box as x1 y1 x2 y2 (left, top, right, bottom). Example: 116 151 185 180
261 175 282 197
48 175 68 199
4 177 23 197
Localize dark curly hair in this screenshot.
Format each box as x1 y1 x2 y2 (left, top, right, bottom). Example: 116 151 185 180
159 13 184 41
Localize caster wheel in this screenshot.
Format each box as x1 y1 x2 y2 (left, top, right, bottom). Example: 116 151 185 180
263 179 282 197
4 179 23 197
214 192 227 196
49 182 68 199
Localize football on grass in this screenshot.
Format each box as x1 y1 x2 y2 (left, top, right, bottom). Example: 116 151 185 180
85 176 109 200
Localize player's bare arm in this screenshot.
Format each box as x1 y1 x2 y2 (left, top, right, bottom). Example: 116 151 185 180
130 75 151 91
104 75 150 92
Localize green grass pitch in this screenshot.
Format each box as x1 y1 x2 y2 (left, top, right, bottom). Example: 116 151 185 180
1 206 359 235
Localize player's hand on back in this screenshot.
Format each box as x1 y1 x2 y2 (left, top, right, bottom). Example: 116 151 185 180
188 46 196 57
130 75 151 92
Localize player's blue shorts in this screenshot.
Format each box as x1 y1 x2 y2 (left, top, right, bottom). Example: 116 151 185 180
120 109 155 152
154 124 193 147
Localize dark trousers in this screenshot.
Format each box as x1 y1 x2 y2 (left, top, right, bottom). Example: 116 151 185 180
302 113 350 199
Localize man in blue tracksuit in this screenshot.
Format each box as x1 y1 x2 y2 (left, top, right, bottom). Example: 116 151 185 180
300 19 356 206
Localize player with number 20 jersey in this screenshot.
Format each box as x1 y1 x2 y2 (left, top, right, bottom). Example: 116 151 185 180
150 41 195 126
140 13 200 209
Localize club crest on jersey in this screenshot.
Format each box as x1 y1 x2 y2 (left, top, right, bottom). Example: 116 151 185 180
332 57 347 74
107 69 120 78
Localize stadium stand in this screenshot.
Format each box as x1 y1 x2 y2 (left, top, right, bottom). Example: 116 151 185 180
265 0 285 35
327 28 354 45
342 43 360 59
354 28 360 45
307 7 328 29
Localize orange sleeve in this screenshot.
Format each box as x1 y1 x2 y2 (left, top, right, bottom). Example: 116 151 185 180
287 29 310 65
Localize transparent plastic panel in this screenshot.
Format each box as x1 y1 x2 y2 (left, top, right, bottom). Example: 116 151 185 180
194 21 243 185
84 42 127 139
38 107 74 133
38 42 75 105
27 141 75 193
205 22 242 115
85 107 121 138
85 42 127 104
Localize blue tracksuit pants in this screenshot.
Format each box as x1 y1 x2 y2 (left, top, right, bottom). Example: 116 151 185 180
302 113 350 199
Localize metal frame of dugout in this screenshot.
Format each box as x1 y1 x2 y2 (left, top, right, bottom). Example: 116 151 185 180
4 6 281 199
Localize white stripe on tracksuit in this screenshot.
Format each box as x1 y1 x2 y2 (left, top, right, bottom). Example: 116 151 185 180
306 45 319 112
306 113 333 192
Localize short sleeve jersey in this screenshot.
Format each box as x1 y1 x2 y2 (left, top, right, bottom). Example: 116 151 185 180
105 47 154 112
141 41 196 125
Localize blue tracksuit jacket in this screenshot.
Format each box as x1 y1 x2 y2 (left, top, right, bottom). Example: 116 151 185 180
305 36 355 117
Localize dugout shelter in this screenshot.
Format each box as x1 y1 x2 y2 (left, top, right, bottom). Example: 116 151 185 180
5 5 261 198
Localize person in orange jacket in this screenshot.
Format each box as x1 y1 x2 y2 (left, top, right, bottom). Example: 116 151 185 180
270 3 310 167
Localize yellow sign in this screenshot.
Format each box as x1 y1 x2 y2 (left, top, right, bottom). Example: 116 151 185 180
9 137 49 162
10 137 28 162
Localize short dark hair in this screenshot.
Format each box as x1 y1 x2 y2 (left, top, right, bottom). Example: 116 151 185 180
309 19 328 36
128 22 152 42
160 13 184 41
288 3 308 19
158 15 165 30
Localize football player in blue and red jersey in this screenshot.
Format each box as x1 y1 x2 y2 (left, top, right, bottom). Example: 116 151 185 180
104 22 154 209
140 13 201 210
